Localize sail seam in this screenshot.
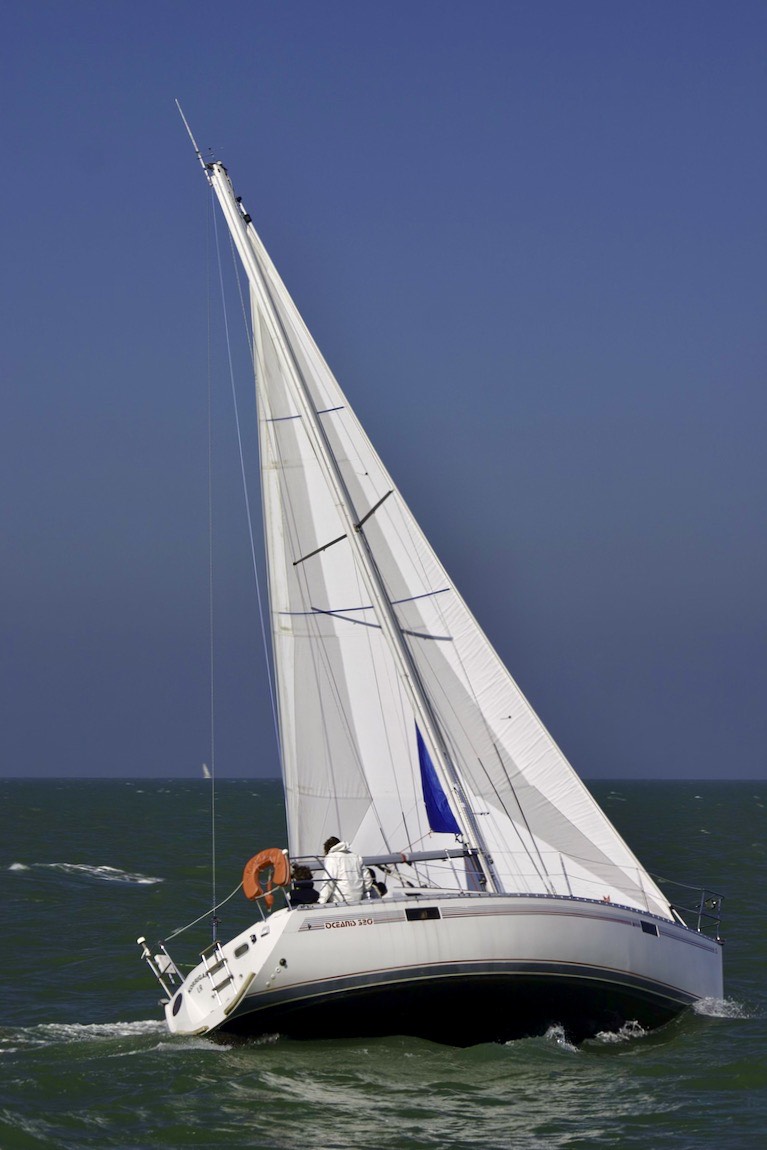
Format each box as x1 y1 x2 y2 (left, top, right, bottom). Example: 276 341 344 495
280 588 452 616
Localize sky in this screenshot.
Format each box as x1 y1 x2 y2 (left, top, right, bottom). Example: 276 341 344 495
1 1 765 780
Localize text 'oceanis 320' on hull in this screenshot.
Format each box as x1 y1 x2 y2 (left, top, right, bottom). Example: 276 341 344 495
137 117 724 1045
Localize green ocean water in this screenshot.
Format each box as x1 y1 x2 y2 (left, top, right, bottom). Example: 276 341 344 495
1 778 764 1150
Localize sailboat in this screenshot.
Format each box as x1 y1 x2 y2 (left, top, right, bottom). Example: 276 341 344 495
137 130 724 1045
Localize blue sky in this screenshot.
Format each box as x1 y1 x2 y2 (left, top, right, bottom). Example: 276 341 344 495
2 1 765 779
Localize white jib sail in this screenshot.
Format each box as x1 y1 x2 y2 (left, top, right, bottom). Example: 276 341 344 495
210 163 672 920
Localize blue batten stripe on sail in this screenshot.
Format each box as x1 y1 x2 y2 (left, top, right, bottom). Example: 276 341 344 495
416 726 460 835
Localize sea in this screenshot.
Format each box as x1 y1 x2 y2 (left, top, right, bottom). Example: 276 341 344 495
1 778 764 1150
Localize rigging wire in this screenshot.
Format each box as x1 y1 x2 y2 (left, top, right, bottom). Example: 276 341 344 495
225 231 281 759
207 197 218 940
210 194 282 761
201 185 285 947
165 879 244 944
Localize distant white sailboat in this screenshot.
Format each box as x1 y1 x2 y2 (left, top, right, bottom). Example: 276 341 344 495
201 763 211 781
138 124 723 1044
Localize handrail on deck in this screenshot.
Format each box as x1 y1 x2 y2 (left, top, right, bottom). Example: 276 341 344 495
652 875 724 939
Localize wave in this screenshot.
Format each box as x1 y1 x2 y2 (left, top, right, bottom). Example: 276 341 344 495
0 1019 167 1053
8 861 163 884
35 1019 166 1042
0 1019 234 1060
502 1020 650 1054
0 1021 246 1053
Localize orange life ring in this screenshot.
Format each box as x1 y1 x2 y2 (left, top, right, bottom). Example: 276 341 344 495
242 848 290 908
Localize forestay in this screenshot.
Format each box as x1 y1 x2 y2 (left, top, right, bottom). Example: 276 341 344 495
209 163 671 920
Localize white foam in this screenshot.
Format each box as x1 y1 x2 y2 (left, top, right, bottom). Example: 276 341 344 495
693 996 752 1019
2 1019 168 1053
152 1036 225 1054
543 1024 579 1053
9 861 163 884
23 1019 167 1047
593 1019 648 1044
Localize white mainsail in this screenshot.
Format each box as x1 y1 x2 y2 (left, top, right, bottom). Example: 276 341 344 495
209 163 671 920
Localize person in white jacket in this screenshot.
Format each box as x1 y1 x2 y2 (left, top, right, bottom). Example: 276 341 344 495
318 837 371 904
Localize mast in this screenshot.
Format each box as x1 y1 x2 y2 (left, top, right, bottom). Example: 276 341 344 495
206 161 501 893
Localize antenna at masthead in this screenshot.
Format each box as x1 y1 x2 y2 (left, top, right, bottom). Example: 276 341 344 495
175 100 212 178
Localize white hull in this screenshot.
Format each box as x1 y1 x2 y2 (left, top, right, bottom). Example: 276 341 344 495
165 893 723 1045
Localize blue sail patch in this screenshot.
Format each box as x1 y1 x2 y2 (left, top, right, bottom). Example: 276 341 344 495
416 726 460 835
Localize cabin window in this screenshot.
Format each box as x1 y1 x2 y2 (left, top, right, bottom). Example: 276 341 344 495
405 906 441 922
641 921 659 937
172 993 183 1016
234 943 249 958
